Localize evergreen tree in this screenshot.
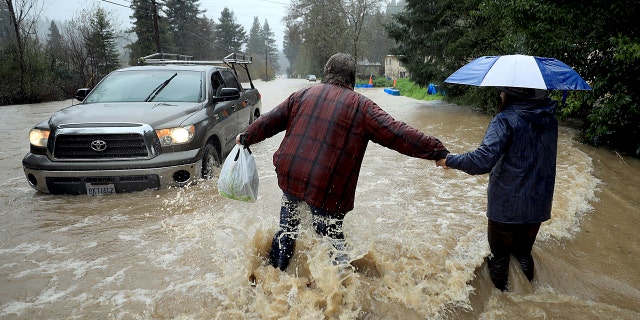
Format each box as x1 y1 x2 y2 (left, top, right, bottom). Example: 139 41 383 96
283 19 303 77
387 0 640 156
192 16 216 60
246 17 263 55
385 0 476 88
46 21 64 59
85 7 120 84
284 0 350 76
164 0 205 57
212 7 246 57
128 0 172 64
45 21 71 99
262 19 279 76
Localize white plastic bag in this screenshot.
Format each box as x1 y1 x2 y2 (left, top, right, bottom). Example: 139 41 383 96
217 144 259 202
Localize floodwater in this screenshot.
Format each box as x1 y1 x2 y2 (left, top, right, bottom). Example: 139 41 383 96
1 79 638 319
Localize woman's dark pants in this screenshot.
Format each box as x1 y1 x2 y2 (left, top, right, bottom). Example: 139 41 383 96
487 219 541 291
270 193 346 271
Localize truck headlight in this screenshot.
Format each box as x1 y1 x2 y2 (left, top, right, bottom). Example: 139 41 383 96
156 125 195 146
29 129 50 147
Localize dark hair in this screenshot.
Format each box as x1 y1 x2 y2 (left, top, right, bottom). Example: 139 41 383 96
322 53 356 89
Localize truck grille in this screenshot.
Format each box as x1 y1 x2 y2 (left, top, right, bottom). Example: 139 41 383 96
54 133 149 159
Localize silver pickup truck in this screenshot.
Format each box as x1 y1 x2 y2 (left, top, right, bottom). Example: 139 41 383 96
22 54 261 195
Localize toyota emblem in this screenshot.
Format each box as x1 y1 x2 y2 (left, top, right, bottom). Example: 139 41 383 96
90 140 107 152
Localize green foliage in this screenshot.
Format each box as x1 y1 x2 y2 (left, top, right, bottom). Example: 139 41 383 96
355 76 392 87
372 77 392 88
127 0 172 64
283 0 388 77
388 0 640 157
246 19 279 81
86 7 120 81
212 8 247 57
394 78 442 101
164 0 212 58
1 0 256 105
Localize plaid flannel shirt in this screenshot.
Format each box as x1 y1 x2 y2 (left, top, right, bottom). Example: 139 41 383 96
244 83 448 214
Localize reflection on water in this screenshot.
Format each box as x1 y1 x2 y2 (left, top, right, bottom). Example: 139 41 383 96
1 82 639 319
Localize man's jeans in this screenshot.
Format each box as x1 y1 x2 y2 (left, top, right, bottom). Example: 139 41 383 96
270 193 347 271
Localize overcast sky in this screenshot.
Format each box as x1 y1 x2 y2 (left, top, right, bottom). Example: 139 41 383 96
43 0 292 48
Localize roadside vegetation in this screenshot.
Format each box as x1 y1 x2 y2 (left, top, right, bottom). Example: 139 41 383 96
386 0 639 156
1 0 637 156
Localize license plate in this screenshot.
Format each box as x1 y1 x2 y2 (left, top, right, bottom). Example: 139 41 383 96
86 183 116 195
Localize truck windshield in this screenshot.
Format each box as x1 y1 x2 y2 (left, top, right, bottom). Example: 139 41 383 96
84 70 204 103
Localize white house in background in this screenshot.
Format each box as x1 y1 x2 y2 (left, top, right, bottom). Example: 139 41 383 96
385 55 410 79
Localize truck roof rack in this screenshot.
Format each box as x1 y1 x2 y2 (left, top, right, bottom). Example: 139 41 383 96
140 53 252 67
139 53 256 89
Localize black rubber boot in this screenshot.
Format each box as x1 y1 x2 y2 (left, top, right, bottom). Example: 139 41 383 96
488 255 509 291
269 230 296 271
515 254 535 281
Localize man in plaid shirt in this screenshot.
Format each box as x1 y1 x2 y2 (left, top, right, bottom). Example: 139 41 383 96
237 53 449 271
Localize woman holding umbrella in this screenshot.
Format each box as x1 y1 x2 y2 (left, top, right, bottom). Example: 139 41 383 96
438 86 558 291
439 54 591 291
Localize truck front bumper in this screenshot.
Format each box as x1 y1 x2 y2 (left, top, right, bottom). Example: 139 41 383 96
22 150 203 194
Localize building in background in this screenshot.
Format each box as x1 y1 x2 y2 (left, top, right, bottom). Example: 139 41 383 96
357 59 383 79
385 55 409 79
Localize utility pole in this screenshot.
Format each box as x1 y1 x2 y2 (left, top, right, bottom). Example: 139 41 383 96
151 0 161 53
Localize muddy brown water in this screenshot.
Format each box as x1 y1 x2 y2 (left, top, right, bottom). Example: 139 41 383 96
1 79 638 319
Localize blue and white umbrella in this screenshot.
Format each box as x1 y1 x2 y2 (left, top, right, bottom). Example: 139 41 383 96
444 54 591 90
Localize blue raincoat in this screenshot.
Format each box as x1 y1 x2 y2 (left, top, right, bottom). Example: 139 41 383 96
446 98 558 224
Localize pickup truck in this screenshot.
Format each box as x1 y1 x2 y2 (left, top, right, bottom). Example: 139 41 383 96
22 53 261 195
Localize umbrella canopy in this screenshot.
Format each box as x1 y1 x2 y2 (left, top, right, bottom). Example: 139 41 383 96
444 54 591 90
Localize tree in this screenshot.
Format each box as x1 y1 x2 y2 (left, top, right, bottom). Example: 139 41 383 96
44 21 69 98
245 17 278 80
212 7 246 57
164 0 210 57
128 0 172 64
284 0 387 77
283 19 303 77
386 0 480 88
387 0 640 156
192 16 216 60
284 0 349 76
246 17 263 55
340 0 385 64
61 6 120 89
46 21 63 54
3 0 42 97
85 7 120 84
261 20 279 79
363 10 395 66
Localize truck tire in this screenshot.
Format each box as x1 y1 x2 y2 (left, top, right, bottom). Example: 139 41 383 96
201 143 221 179
251 108 261 123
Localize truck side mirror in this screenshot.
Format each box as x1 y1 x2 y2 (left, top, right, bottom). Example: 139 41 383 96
75 88 91 101
218 88 241 101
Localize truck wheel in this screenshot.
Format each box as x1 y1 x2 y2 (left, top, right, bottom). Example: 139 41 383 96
251 109 261 123
201 143 221 179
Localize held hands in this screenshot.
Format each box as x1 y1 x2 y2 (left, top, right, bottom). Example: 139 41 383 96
436 157 449 169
